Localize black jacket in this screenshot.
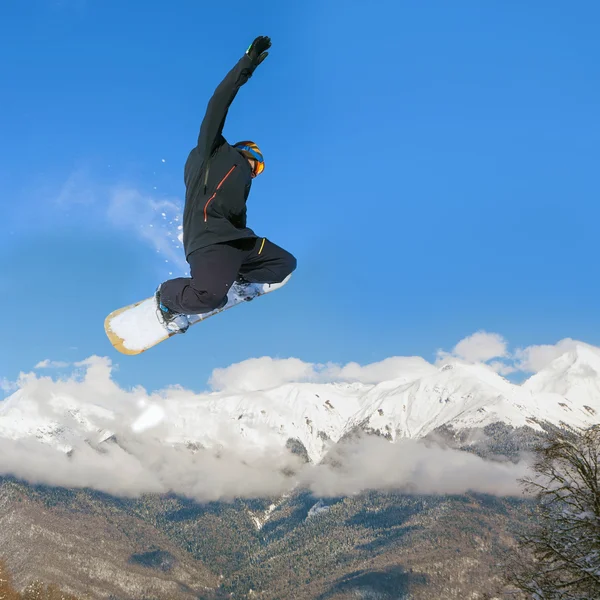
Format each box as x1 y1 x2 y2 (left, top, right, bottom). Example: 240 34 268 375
182 54 259 259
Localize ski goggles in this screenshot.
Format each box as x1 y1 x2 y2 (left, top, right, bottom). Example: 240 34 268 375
235 144 265 177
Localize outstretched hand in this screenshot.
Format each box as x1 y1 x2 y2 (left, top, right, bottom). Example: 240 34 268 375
246 36 271 67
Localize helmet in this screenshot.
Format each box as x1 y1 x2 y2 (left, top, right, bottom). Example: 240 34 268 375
233 141 265 177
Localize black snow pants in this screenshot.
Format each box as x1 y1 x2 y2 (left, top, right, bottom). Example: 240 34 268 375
159 237 296 315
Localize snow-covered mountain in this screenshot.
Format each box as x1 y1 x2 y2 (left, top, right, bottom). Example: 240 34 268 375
522 343 600 408
0 345 599 466
345 356 598 443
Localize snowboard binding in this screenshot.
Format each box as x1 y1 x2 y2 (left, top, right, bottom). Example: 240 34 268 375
154 288 190 334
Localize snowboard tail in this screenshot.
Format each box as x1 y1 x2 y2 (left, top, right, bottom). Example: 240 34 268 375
104 299 173 355
104 275 291 356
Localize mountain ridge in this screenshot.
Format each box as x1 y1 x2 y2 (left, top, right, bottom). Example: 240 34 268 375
0 344 598 467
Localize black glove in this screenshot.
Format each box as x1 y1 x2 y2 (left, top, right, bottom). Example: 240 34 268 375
246 36 271 67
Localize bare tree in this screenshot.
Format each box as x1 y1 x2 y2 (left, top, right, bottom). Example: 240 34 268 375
510 425 600 599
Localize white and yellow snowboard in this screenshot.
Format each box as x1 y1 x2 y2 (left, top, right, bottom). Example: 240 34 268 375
104 275 291 355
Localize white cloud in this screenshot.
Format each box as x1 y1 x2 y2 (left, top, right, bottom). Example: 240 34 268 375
443 331 509 363
324 356 436 384
435 331 538 375
436 331 600 377
0 429 530 502
35 359 70 369
209 356 436 392
514 338 581 373
487 361 517 376
0 378 18 393
209 357 316 392
304 435 531 498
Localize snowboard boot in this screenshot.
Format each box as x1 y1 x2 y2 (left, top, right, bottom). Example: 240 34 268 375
155 286 189 334
231 275 256 302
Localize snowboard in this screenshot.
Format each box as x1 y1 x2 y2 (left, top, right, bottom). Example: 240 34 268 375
104 275 292 355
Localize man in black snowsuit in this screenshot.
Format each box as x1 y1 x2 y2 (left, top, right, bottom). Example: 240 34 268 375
156 36 296 331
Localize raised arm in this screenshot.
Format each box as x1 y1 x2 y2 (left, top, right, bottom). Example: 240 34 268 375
197 36 272 160
196 55 253 158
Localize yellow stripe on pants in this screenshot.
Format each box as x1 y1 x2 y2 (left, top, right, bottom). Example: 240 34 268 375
258 238 266 255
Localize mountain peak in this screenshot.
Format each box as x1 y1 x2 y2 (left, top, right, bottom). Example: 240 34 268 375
522 343 600 410
566 342 600 369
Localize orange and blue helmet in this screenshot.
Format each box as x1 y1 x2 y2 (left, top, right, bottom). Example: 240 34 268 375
233 141 265 177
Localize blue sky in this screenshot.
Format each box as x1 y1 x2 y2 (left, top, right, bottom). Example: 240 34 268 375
1 0 599 394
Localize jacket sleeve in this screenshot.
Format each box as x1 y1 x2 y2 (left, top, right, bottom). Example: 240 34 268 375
197 54 255 159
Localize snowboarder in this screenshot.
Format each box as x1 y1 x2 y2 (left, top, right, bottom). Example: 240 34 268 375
155 36 297 332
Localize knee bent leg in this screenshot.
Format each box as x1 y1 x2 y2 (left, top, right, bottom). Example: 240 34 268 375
189 280 230 312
